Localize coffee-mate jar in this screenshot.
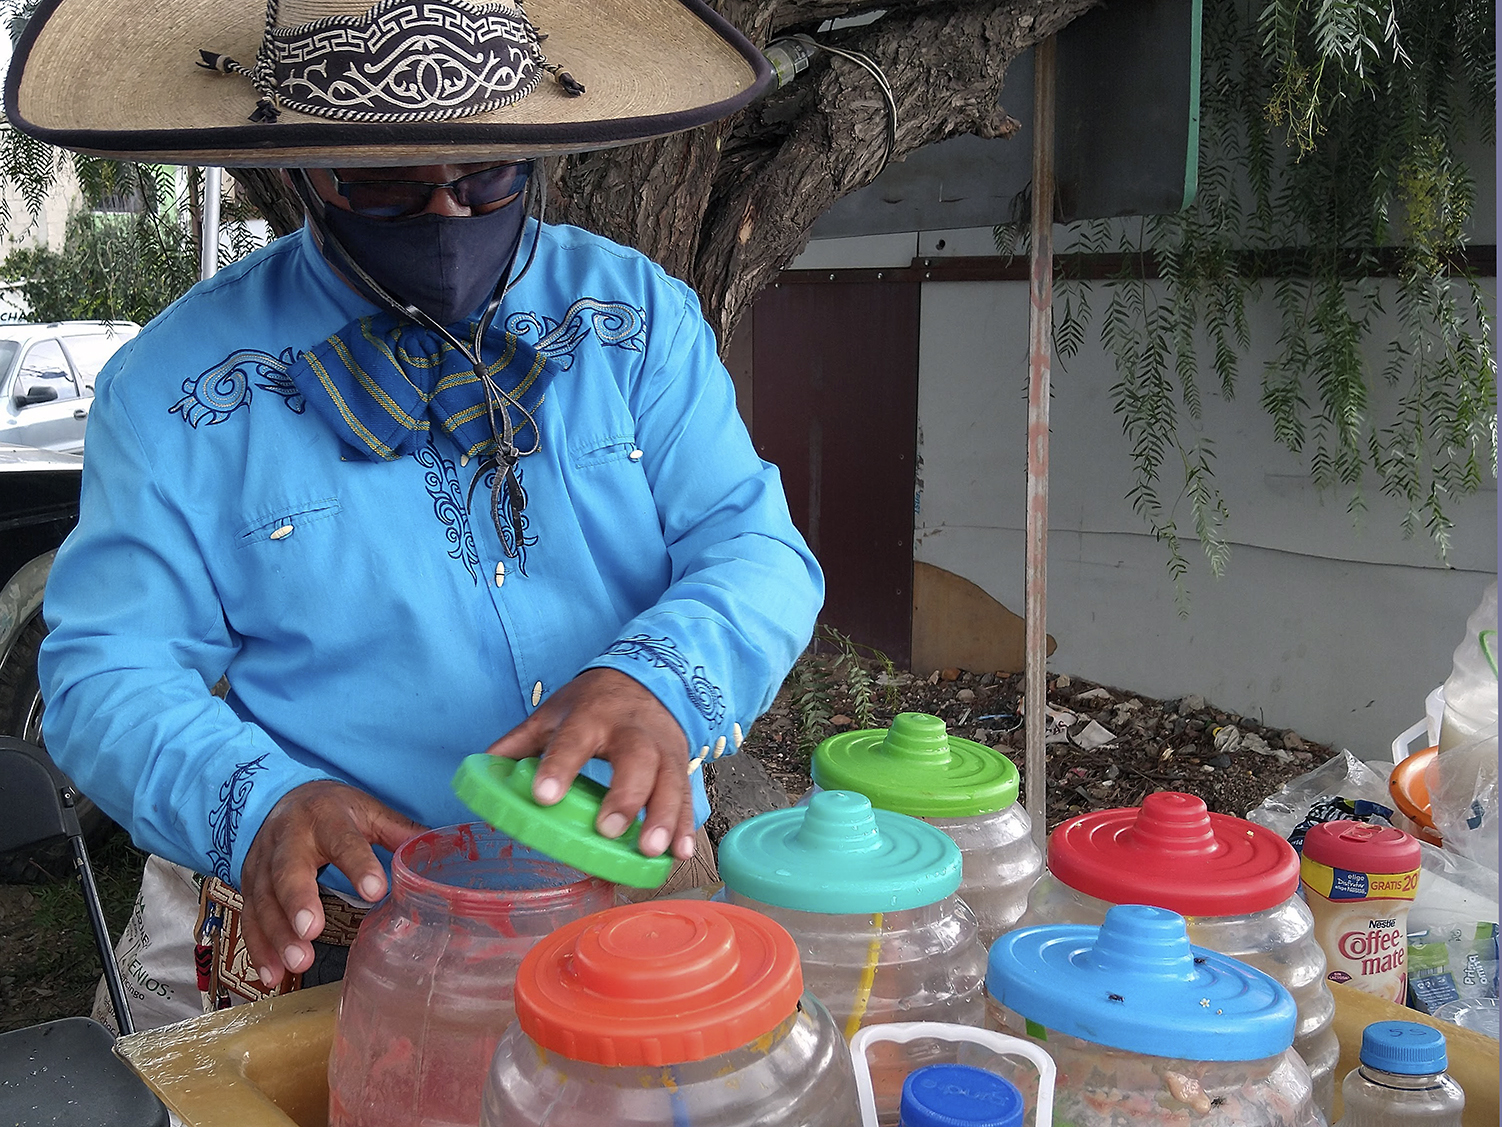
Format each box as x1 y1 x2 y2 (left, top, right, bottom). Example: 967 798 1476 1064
720 790 985 1124
481 900 860 1125
1017 792 1340 1117
1299 822 1421 1004
812 713 1042 946
328 823 615 1127
986 905 1325 1127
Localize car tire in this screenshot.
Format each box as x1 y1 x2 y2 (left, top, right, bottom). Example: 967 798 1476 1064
0 611 116 883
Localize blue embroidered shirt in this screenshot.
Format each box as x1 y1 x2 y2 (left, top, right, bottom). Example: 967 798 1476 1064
38 221 823 889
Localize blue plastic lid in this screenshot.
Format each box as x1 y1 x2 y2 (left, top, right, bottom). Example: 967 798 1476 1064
718 790 962 913
1360 1021 1448 1075
986 904 1296 1061
899 1064 1025 1127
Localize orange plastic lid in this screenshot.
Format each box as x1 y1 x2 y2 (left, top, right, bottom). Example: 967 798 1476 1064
1389 747 1444 846
513 901 804 1067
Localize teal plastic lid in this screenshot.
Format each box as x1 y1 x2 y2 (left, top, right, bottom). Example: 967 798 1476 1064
987 904 1296 1062
719 790 962 913
451 755 672 890
811 713 1019 817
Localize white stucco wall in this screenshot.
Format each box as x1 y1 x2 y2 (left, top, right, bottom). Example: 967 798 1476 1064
791 231 1499 760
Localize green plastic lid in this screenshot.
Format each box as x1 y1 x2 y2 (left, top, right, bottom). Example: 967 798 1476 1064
719 790 962 913
451 755 673 889
811 713 1019 818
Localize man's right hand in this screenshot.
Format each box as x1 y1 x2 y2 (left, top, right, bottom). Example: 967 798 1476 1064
240 779 425 988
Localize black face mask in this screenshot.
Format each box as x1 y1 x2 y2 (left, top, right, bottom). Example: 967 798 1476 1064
321 193 527 327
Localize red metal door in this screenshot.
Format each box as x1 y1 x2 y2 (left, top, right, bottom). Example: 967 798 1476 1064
749 278 920 666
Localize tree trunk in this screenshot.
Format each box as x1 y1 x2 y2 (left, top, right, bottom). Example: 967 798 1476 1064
229 0 1098 351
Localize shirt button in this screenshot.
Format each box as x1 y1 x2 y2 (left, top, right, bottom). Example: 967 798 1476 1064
494 561 506 587
269 524 294 540
627 449 644 462
531 681 543 707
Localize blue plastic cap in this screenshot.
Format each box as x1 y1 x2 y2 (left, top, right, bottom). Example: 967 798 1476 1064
986 904 1297 1062
1360 1021 1448 1075
718 790 962 913
899 1064 1025 1127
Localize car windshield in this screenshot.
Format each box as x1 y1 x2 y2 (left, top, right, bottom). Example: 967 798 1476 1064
62 333 133 392
0 341 19 383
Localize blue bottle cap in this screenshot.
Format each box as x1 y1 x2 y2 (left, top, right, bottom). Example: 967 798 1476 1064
986 904 1296 1062
1359 1021 1448 1075
899 1064 1025 1127
719 790 962 913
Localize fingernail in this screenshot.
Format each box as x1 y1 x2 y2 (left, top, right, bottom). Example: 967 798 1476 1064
360 875 385 901
258 965 278 987
678 834 696 858
534 777 563 804
598 812 628 839
283 945 305 973
640 827 669 856
293 909 315 938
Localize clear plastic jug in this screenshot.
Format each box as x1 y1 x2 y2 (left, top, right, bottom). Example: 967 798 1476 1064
327 823 614 1127
1017 792 1339 1117
811 713 1042 946
850 1022 1056 1127
721 790 986 1124
481 900 861 1126
987 904 1326 1127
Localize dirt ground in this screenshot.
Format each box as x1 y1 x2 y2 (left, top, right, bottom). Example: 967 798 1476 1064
0 656 1330 1034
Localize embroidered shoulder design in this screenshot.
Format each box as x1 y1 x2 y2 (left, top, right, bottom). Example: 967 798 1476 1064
412 440 481 583
206 754 269 884
171 348 305 427
506 298 646 371
604 634 725 725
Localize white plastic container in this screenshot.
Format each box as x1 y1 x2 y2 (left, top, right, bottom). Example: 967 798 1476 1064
850 1022 1055 1127
1332 1021 1464 1126
1017 792 1339 1117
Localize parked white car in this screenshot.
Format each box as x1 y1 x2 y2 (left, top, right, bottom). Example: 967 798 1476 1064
0 320 140 454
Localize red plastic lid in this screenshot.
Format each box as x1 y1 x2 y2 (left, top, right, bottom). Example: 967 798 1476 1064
513 901 804 1067
1301 820 1421 873
1047 792 1300 916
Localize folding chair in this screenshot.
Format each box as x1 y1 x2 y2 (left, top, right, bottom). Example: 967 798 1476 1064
0 737 168 1126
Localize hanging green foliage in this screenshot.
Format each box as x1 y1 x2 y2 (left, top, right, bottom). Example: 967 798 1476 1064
1008 0 1496 611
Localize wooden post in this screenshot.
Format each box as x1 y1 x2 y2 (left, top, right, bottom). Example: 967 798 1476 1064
1024 36 1056 850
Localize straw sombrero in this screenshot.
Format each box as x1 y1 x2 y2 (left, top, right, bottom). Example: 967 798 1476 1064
5 0 771 166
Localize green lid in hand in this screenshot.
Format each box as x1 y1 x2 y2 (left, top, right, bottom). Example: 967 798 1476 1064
451 755 673 889
811 712 1019 818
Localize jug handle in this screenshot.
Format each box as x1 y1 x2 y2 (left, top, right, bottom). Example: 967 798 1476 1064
848 1021 1056 1127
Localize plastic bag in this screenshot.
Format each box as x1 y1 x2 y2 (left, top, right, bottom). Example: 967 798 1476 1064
1439 581 1498 754
1245 749 1395 852
1427 725 1499 873
1407 843 1500 1014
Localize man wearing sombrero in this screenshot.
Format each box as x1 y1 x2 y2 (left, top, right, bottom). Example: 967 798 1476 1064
10 0 821 1021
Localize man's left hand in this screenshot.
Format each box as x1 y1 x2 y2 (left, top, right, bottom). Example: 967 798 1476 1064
484 668 695 861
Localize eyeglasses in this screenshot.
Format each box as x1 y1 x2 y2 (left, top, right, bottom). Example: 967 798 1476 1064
330 161 531 218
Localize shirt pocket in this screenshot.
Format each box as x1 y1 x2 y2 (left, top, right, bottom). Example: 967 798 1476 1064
235 498 343 549
570 430 639 470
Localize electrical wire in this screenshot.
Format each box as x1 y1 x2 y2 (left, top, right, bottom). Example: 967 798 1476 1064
789 32 899 175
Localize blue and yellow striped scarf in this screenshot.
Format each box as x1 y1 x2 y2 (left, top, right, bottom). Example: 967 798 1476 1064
287 311 554 463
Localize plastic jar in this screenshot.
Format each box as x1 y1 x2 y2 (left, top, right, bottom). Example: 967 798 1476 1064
481 900 860 1126
1333 1021 1464 1126
720 790 985 1124
1017 792 1340 1117
811 713 1042 946
327 823 615 1127
986 904 1325 1127
1300 822 1421 1005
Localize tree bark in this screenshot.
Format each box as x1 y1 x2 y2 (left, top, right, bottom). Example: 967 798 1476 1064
229 0 1099 350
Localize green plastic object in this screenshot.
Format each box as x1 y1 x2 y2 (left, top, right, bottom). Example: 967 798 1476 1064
811 712 1019 818
719 790 961 913
451 754 672 889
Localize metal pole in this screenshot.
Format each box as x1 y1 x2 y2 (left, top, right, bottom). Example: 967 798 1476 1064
200 167 223 281
1024 36 1056 851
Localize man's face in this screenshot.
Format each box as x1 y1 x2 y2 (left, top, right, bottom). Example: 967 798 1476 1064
307 161 529 219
